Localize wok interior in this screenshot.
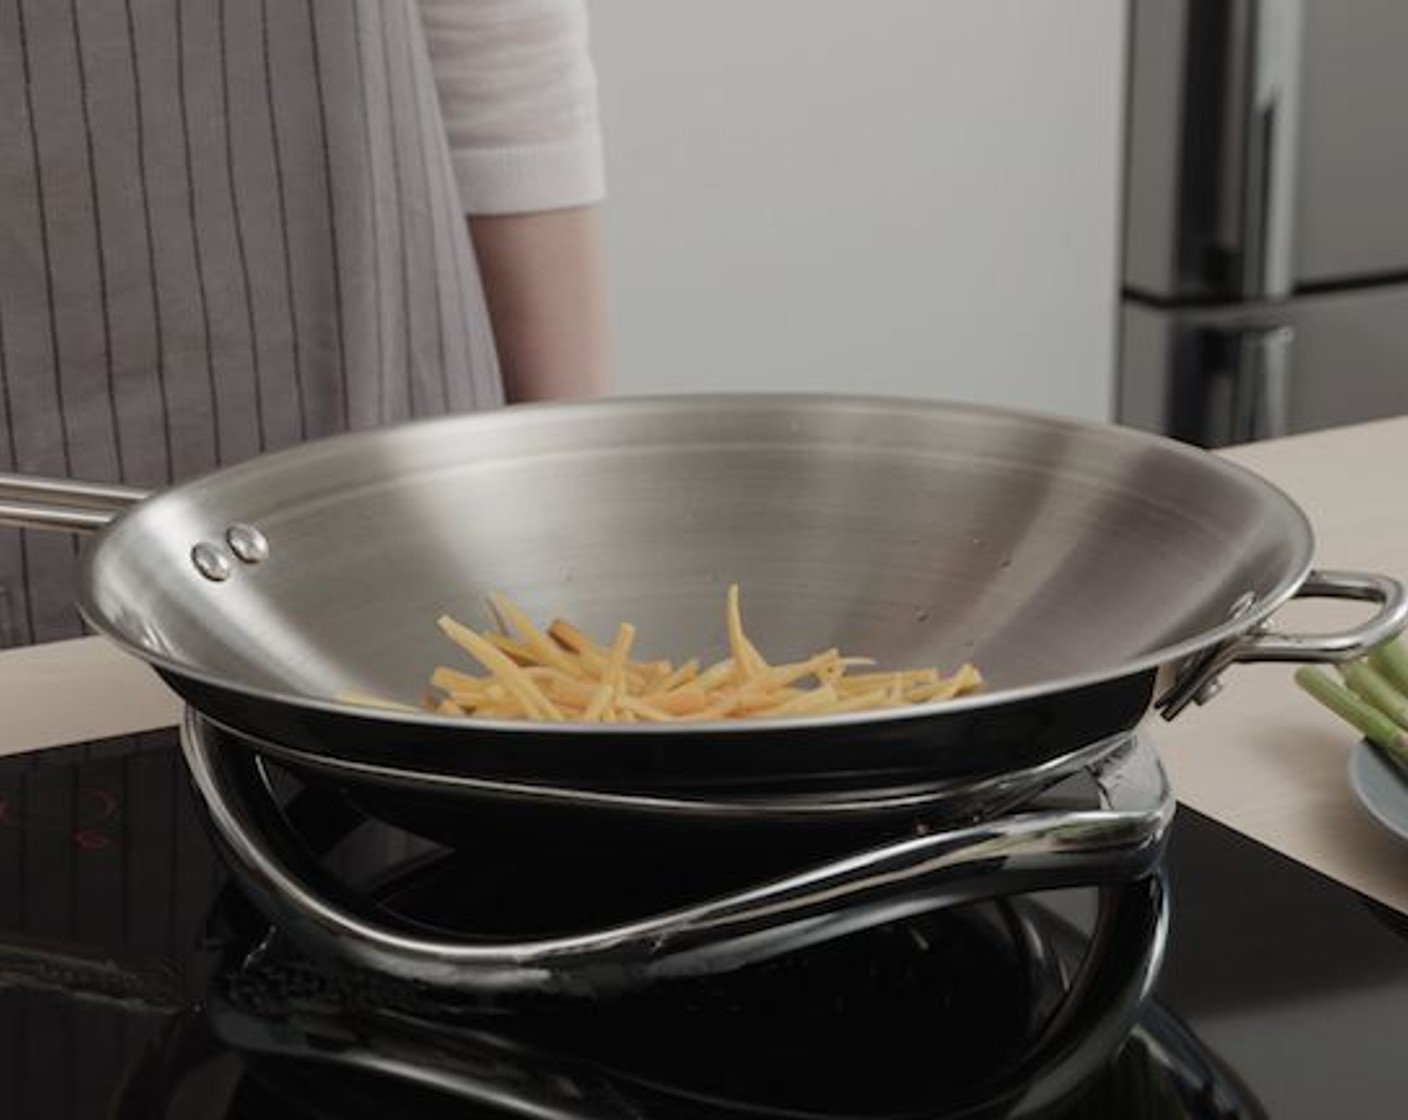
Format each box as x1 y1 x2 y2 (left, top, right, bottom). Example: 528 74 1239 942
82 397 1311 712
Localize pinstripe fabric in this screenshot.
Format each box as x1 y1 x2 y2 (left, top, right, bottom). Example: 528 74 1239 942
0 0 504 648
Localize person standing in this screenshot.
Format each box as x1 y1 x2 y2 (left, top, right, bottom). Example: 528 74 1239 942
0 0 609 647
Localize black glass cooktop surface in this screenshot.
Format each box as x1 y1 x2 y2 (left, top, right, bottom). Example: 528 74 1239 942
0 728 1405 1118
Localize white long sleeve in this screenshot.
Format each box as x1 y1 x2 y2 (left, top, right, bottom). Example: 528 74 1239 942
418 0 605 215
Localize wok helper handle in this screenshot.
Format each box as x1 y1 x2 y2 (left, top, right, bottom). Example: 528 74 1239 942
1160 569 1408 717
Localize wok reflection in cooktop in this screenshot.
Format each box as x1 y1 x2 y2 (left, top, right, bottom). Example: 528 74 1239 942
111 863 1241 1120
0 728 1403 1117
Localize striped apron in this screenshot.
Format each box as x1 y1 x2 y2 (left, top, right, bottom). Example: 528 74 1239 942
0 0 504 648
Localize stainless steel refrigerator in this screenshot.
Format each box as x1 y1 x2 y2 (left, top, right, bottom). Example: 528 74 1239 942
1119 0 1408 447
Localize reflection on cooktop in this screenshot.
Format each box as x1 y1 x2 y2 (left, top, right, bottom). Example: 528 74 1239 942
108 875 1247 1120
0 730 1404 1117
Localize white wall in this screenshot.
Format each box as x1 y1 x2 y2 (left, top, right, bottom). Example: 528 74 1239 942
588 0 1127 421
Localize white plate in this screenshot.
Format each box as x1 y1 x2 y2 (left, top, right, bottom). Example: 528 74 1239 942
1349 740 1408 844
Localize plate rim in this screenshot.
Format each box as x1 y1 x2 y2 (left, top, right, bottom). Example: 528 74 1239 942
1348 739 1408 844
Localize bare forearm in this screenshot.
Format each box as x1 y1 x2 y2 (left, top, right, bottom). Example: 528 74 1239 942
469 206 610 403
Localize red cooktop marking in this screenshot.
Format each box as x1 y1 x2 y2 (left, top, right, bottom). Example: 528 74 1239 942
0 786 120 849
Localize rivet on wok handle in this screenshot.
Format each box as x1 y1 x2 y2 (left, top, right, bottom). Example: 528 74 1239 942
226 524 269 564
191 542 232 583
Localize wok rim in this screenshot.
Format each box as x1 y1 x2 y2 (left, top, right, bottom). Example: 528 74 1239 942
74 392 1317 738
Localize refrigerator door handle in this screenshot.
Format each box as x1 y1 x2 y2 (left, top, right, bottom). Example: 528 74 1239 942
1219 0 1306 299
1206 323 1295 445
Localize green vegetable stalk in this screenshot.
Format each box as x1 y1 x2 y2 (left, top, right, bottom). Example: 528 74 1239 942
1294 665 1408 774
1368 637 1408 696
1342 660 1408 730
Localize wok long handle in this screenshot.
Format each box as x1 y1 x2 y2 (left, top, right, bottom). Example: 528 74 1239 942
1160 568 1408 717
0 472 149 533
179 711 1173 997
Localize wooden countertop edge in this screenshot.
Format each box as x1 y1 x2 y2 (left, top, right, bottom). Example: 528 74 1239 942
0 636 181 755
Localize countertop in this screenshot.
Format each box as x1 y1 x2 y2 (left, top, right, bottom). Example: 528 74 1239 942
2 415 1406 911
1156 416 1408 913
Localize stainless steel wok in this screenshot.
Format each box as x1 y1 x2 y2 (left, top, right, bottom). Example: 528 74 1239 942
1 394 1402 802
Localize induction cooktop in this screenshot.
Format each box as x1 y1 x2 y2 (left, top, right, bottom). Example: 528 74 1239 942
0 728 1405 1118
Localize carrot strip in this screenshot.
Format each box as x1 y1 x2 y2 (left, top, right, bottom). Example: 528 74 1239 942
418 592 983 723
437 615 563 722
